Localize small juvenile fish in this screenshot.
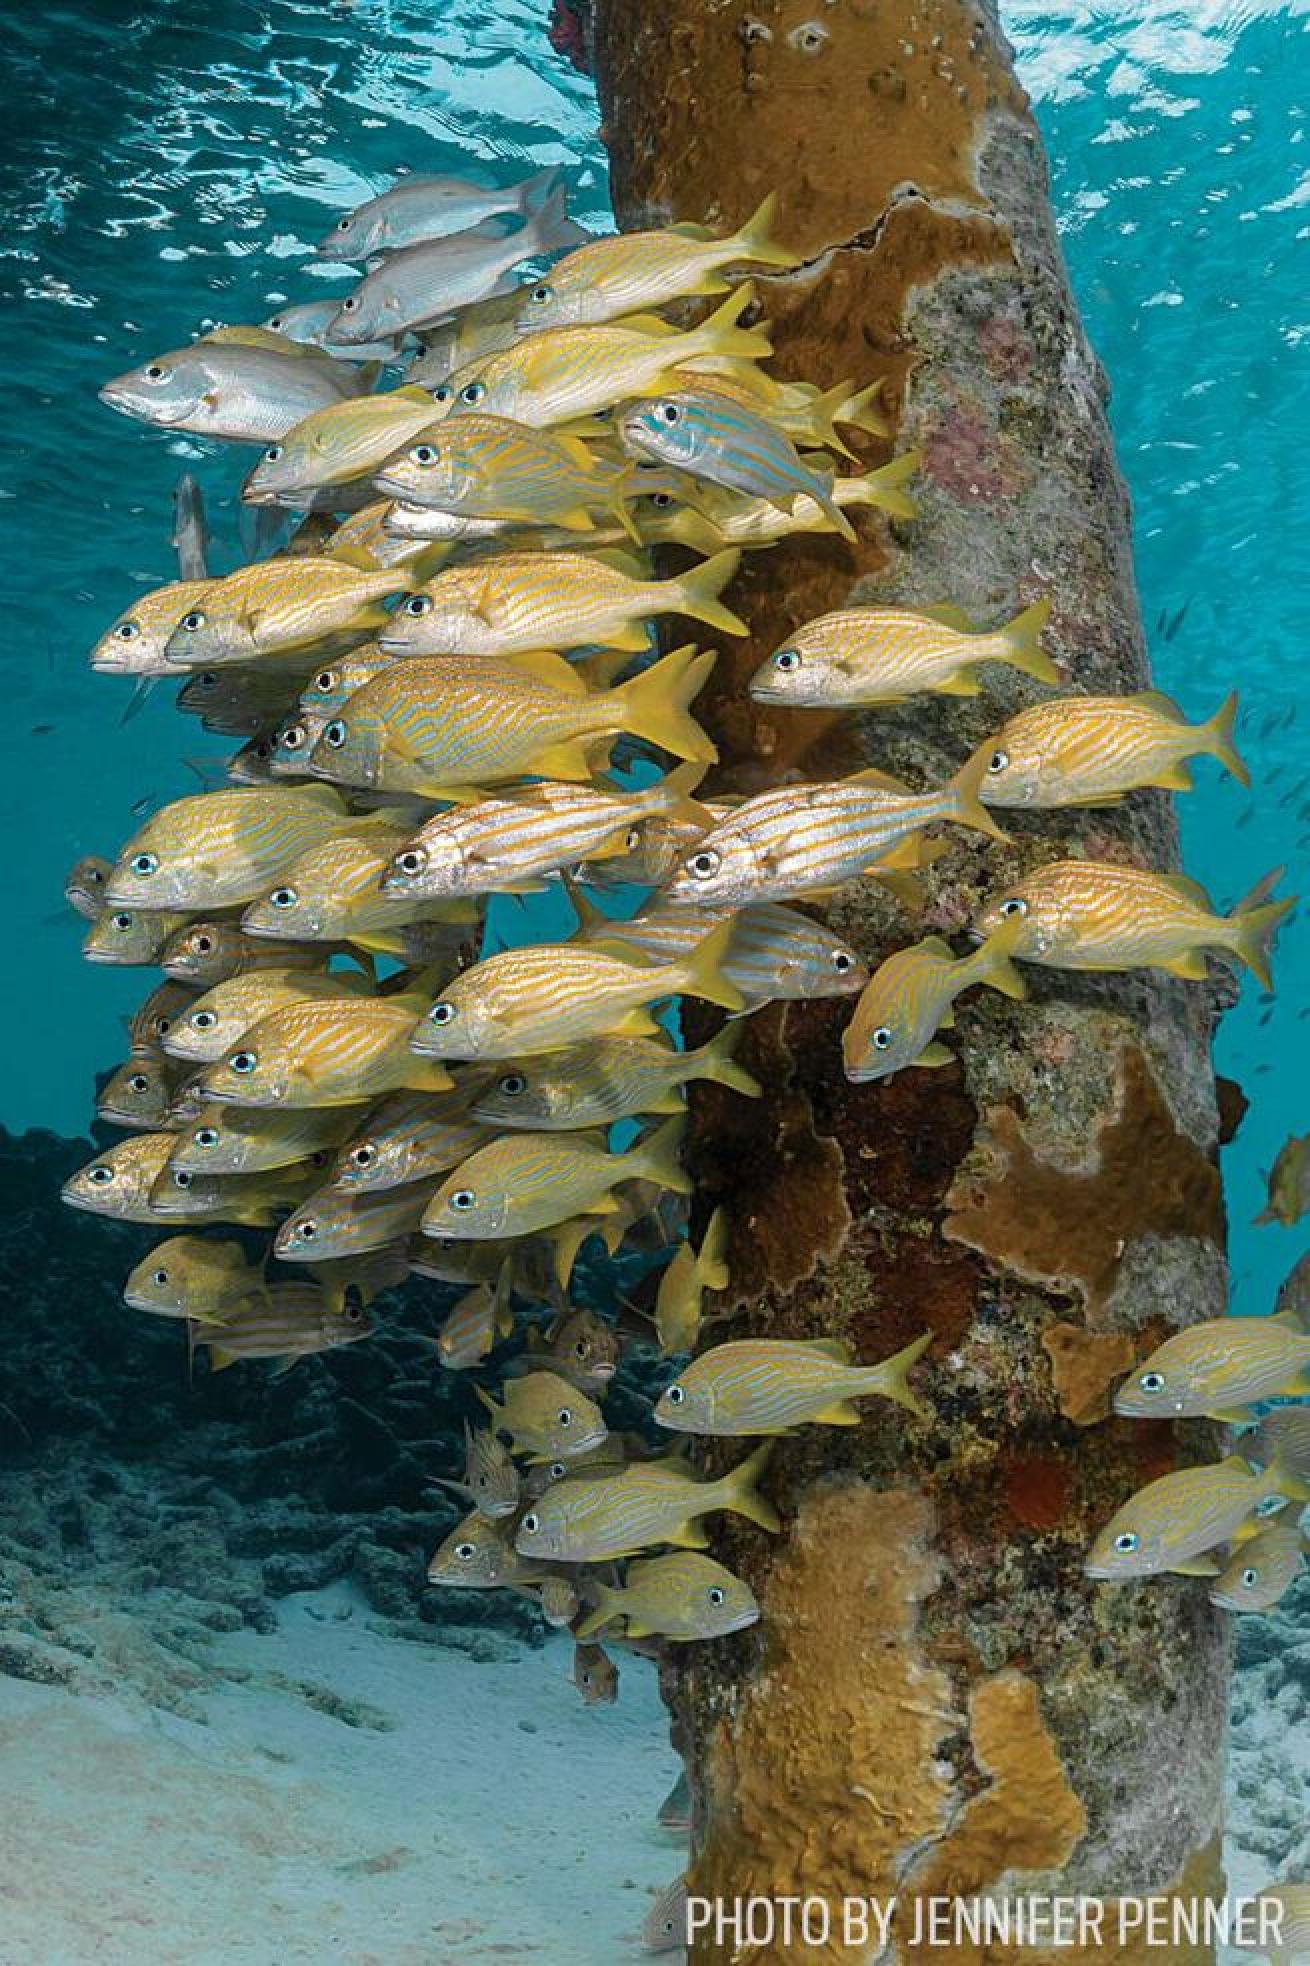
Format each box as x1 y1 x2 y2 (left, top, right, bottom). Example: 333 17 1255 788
438 1258 516 1368
538 1577 581 1629
241 826 475 956
311 644 718 799
64 854 112 920
662 755 1006 910
1113 1315 1310 1422
319 166 560 260
749 597 1056 706
426 1510 557 1590
99 335 366 443
576 1552 759 1642
842 923 1026 1082
372 415 636 533
433 287 770 429
477 1369 608 1461
275 1176 437 1261
171 473 211 581
1256 1133 1310 1227
573 1641 619 1706
654 1208 729 1356
98 1048 191 1129
261 299 401 364
330 1094 491 1193
159 558 415 667
525 1307 622 1394
471 1030 758 1131
972 861 1294 987
162 920 332 986
656 1334 931 1437
123 1234 263 1323
90 580 215 677
641 1878 689 1955
326 186 586 345
430 1419 521 1519
981 690 1249 808
1244 1407 1310 1485
381 547 744 658
83 906 191 967
196 1290 374 1372
620 387 856 541
515 1442 777 1561
410 918 742 1060
1084 1455 1305 1580
423 1113 690 1243
200 988 454 1108
1209 1517 1307 1614
379 766 709 901
242 387 456 504
575 892 869 1013
162 966 374 1064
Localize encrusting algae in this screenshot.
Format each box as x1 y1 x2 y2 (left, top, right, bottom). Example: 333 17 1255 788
69 105 1300 1959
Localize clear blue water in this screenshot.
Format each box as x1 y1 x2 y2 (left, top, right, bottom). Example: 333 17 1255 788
4 0 1306 1326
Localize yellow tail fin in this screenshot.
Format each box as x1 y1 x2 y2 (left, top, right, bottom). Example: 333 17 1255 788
627 1112 692 1196
671 917 747 1013
718 1440 779 1533
695 1205 731 1292
854 449 920 521
949 745 1011 842
974 916 1028 1001
862 1330 933 1420
688 1025 762 1099
729 191 801 272
831 377 889 439
997 594 1058 684
1229 869 1295 990
573 1584 619 1642
680 283 772 368
669 548 748 637
1204 689 1251 788
614 643 718 765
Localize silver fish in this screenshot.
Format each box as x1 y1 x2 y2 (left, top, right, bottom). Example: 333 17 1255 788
318 167 560 261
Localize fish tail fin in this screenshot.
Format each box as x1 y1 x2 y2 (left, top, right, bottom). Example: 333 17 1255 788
688 1025 762 1099
720 1440 779 1533
831 377 890 439
672 917 747 1014
862 1330 933 1420
684 283 773 366
1203 689 1251 788
730 191 801 271
669 548 747 636
996 594 1058 683
696 1205 731 1292
629 1113 691 1196
474 1383 503 1426
1229 870 1295 990
654 759 714 824
856 449 921 521
975 916 1029 1001
614 642 718 764
948 744 1011 842
574 1586 617 1642
1272 1452 1310 1505
530 180 588 255
519 165 561 211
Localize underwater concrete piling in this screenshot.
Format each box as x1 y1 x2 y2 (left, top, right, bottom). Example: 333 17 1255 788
580 0 1233 1955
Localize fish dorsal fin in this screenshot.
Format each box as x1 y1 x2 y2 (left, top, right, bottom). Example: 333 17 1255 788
502 648 587 694
616 311 682 338
1159 871 1214 910
587 935 652 966
669 221 716 241
555 433 602 471
920 603 974 631
329 543 380 572
919 935 956 961
1132 688 1184 720
802 1337 853 1363
846 765 912 795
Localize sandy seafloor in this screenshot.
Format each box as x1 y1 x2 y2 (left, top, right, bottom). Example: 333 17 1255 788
0 1582 683 1965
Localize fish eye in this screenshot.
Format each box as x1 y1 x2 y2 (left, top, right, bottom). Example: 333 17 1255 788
88 1165 114 1186
659 401 682 425
351 1144 377 1169
459 382 485 406
410 444 439 466
111 912 133 931
114 621 140 640
395 848 426 876
454 1542 476 1561
131 853 159 877
268 316 285 330
580 1669 592 1687
194 1127 219 1148
270 887 298 909
988 748 1010 774
687 849 721 881
263 444 283 463
172 1170 193 1189
432 385 453 404
404 595 433 617
1138 1371 1166 1395
650 492 674 510
127 1073 150 1094
872 1026 893 1050
152 1268 168 1285
230 1050 257 1075
548 1461 567 1480
154 1015 173 1036
521 1512 540 1535
529 283 552 304
313 670 337 694
832 950 854 973
324 720 347 749
180 612 206 632
195 934 213 952
450 1189 476 1211
346 1303 364 1323
773 648 801 673
342 296 359 313
429 1002 456 1026
294 1219 317 1241
708 1586 726 1606
279 725 307 753
195 672 218 691
557 1409 572 1427
1242 1567 1259 1588
1113 1532 1140 1554
192 1010 217 1030
144 364 171 383
999 897 1028 920
666 1384 685 1405
498 1072 527 1097
336 217 352 232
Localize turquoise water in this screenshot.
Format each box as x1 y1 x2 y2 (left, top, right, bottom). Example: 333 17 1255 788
4 0 1306 1324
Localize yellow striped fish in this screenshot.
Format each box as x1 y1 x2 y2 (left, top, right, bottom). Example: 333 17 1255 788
1246 1407 1310 1485
98 1048 191 1130
379 765 709 899
411 917 743 1060
106 784 358 912
275 1175 437 1260
196 1292 375 1372
654 1332 932 1435
1211 1517 1307 1612
410 288 526 388
380 546 745 657
309 643 717 797
575 1551 759 1642
575 802 734 889
125 979 198 1049
654 1207 730 1356
159 555 418 667
973 860 1294 986
1085 1455 1305 1580
513 1440 777 1561
62 1133 201 1221
423 1112 689 1243
168 1100 357 1175
241 825 477 956
429 286 771 429
91 578 215 676
241 386 454 502
1113 1315 1310 1422
123 1235 263 1324
513 193 798 331
750 597 1056 707
637 453 919 553
372 415 636 533
330 1093 491 1193
162 966 375 1064
519 1306 622 1394
842 922 1027 1082
438 1259 516 1369
661 754 1007 910
200 988 454 1108
427 1510 558 1589
298 644 396 716
981 690 1249 808
430 1420 522 1518
161 921 333 986
574 891 868 1010
476 1369 608 1461
471 1029 758 1131
148 1156 321 1226
84 906 191 966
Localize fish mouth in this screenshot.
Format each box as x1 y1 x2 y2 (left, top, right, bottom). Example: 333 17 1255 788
59 1185 100 1214
1082 1561 1123 1581
716 1607 762 1637
376 631 415 655
559 1425 609 1458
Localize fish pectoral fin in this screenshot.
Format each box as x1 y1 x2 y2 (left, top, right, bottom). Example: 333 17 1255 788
405 1060 456 1094
1159 950 1210 980
206 1346 239 1372
1168 1556 1222 1577
267 1354 299 1380
1206 1405 1259 1423
916 1041 955 1067
938 1008 956 1029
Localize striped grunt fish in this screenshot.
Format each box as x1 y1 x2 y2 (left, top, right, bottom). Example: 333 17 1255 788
159 555 419 667
372 415 637 532
98 1047 192 1130
981 690 1249 808
1113 1314 1310 1422
842 922 1027 1082
1085 1455 1306 1580
162 966 375 1063
99 334 367 446
298 644 397 716
636 453 920 553
973 860 1294 986
750 597 1056 707
195 1290 374 1372
641 1878 690 1955
438 1258 516 1369
148 1156 322 1226
575 1551 759 1642
422 1111 690 1242
106 785 360 912
427 1510 559 1590
470 1029 759 1131
91 578 216 676
1209 1517 1307 1614
1244 1407 1310 1485
62 1133 207 1223
200 986 454 1108
84 906 192 967
406 287 528 388
123 1235 265 1324
654 1208 730 1356
161 920 336 986
330 1093 492 1193
476 1369 608 1461
654 1333 932 1435
428 1420 522 1519
241 824 477 956
65 854 112 919
275 1175 438 1260
242 388 451 503
168 1101 360 1175
514 1440 778 1561
126 979 200 1049
318 166 560 261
